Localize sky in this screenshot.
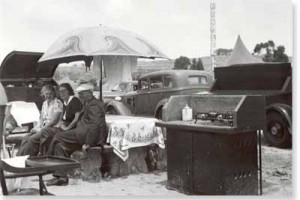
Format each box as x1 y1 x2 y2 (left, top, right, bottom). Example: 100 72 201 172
0 0 294 62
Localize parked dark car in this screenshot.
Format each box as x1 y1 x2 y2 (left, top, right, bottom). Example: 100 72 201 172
197 62 292 148
105 70 213 119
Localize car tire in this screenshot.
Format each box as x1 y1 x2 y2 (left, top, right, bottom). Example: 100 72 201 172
265 111 291 148
106 106 117 115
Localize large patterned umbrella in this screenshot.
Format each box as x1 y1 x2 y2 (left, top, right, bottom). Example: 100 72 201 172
39 25 168 62
38 25 169 99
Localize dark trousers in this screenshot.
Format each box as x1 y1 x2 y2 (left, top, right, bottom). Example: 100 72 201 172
17 132 41 156
40 127 61 155
16 127 61 156
46 129 82 178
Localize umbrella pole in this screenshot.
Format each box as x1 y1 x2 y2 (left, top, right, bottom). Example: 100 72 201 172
99 57 103 101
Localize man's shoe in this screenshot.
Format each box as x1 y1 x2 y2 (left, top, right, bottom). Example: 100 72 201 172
46 177 69 186
46 177 58 183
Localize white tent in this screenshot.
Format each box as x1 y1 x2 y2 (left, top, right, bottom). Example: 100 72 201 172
226 35 263 65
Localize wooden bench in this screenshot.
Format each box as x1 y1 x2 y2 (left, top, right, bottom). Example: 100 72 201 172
70 143 167 181
69 144 113 181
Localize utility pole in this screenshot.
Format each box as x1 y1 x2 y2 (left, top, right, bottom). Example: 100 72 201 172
210 0 216 78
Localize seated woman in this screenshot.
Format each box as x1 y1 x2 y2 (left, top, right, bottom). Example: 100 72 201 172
39 83 83 155
16 84 63 156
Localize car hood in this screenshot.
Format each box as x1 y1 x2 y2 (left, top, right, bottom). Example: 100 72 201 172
0 51 58 80
104 90 125 96
95 90 125 98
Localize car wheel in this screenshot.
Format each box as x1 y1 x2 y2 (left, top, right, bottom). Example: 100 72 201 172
106 106 117 115
265 111 291 148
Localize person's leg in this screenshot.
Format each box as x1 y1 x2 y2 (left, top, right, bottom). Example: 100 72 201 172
16 132 42 156
46 129 82 156
46 130 82 186
16 133 31 156
39 127 61 155
51 142 82 180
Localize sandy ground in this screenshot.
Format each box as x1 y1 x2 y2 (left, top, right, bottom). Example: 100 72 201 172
1 145 292 197
261 146 292 196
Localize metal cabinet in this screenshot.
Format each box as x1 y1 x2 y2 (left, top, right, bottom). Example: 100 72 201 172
157 95 266 195
163 126 258 195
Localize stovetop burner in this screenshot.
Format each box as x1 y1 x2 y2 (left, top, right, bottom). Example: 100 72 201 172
195 112 234 126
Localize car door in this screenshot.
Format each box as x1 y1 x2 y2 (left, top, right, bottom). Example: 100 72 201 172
135 77 150 115
149 76 164 116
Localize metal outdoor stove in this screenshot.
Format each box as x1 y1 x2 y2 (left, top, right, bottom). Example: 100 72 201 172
156 95 265 195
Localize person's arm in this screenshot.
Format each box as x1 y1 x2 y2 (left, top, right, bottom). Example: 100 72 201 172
30 112 43 134
31 101 45 134
42 111 61 129
84 102 105 145
60 97 83 131
62 112 81 131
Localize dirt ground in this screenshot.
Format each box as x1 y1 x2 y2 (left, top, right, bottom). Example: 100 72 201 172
1 144 292 197
260 146 292 196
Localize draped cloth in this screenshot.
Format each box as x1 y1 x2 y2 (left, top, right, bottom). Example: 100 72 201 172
106 115 165 161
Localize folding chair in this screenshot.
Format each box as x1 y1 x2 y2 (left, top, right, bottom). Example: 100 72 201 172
0 105 80 195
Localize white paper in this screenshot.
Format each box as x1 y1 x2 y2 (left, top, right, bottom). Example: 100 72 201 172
9 101 40 127
2 155 29 168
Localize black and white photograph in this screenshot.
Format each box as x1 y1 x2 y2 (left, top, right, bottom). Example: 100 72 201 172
0 0 297 198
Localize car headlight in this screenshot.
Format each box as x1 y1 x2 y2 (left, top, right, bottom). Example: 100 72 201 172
114 96 122 101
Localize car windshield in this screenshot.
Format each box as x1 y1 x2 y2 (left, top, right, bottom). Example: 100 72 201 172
112 82 129 92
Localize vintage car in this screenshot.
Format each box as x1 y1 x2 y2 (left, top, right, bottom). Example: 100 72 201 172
93 81 138 100
105 70 213 119
197 62 292 148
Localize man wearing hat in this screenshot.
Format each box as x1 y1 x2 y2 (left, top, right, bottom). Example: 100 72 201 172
46 83 107 186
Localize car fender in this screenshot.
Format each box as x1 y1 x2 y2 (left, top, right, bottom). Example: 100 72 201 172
155 98 169 117
266 103 292 135
106 100 134 116
103 98 112 106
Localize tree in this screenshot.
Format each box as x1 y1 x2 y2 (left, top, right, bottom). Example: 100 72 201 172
190 58 204 70
174 56 191 69
273 45 289 62
253 40 289 62
196 58 204 70
190 58 197 70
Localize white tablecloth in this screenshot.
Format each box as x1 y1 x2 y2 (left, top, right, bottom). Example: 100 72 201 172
106 115 165 161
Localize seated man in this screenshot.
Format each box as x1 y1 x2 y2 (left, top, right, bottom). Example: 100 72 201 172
46 84 107 186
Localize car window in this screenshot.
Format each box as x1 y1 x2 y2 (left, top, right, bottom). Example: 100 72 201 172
112 82 128 92
140 79 149 91
163 75 173 88
150 77 163 90
127 83 137 92
188 75 208 85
